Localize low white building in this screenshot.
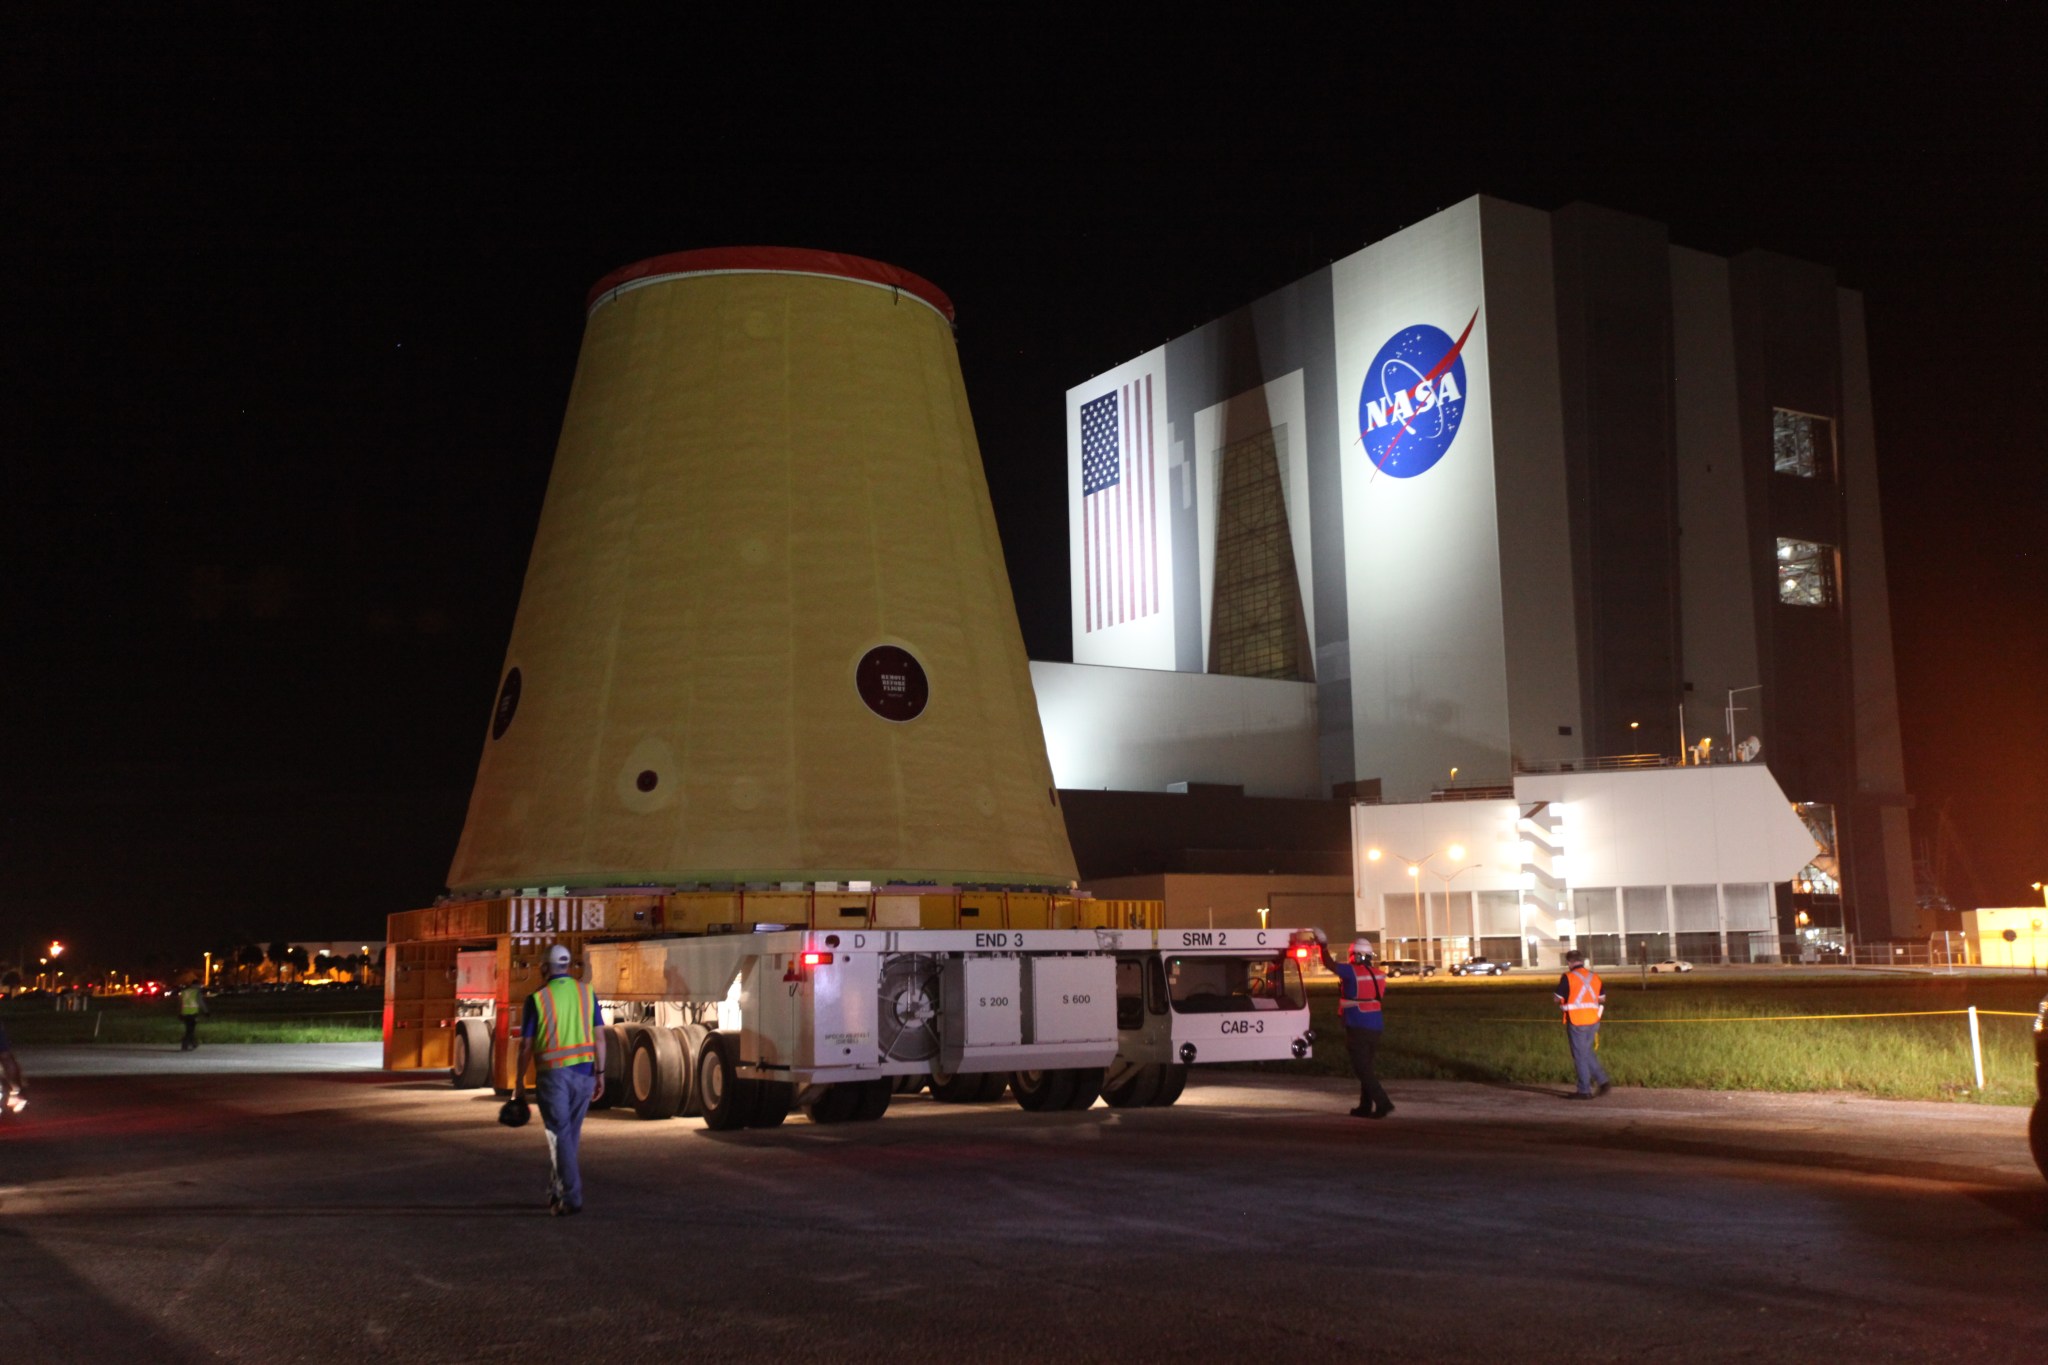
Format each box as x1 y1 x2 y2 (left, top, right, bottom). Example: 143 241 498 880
1352 764 1819 969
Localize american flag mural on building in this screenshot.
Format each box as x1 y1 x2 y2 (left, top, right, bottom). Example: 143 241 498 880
1079 374 1158 632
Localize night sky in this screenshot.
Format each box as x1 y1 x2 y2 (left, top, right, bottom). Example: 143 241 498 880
5 11 2042 969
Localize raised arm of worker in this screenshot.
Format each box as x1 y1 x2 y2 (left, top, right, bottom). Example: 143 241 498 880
1311 927 1345 975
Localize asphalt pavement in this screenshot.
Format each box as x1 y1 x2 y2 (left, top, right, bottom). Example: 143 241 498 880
1 1045 2042 1363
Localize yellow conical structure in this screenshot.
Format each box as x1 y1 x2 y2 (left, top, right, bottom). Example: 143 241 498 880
447 248 1076 893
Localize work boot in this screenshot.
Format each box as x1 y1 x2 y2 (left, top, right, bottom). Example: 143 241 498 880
1370 1101 1395 1119
1595 1082 1612 1098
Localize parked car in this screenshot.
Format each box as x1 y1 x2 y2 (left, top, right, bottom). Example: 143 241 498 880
1648 959 1694 973
1449 956 1512 977
2031 993 2046 1182
1381 958 1437 978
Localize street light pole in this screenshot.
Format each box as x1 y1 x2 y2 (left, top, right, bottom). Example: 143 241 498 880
1369 846 1464 968
1368 847 1433 965
1439 862 1485 963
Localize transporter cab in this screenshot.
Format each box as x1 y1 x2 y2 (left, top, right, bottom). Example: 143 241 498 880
449 925 1317 1128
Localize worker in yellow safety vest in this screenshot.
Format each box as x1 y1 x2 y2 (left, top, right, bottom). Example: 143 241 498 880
515 943 606 1216
0 1019 25 1113
178 980 207 1051
1553 949 1611 1099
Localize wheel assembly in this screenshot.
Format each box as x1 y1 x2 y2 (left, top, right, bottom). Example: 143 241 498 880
804 1083 862 1124
1101 1063 1161 1109
674 1023 709 1117
749 1080 793 1128
1151 1063 1189 1106
451 1019 491 1089
1010 1069 1076 1112
629 1025 686 1119
1064 1067 1105 1110
852 1077 893 1121
929 1063 997 1104
697 1032 761 1131
591 1024 629 1109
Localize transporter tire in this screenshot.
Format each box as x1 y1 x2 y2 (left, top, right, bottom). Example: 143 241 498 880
629 1026 686 1120
852 1077 892 1122
1065 1067 1105 1110
591 1025 629 1110
697 1032 758 1131
675 1023 710 1117
1150 1063 1190 1107
450 1019 491 1089
927 1065 985 1104
1010 1069 1076 1112
804 1084 861 1124
2030 1101 2047 1183
1101 1064 1162 1109
891 1074 925 1096
749 1080 794 1129
976 1072 1010 1102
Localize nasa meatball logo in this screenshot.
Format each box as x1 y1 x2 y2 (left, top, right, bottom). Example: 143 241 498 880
1356 309 1478 479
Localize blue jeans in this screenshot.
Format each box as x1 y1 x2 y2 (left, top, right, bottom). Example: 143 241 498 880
1567 1022 1610 1094
536 1067 595 1209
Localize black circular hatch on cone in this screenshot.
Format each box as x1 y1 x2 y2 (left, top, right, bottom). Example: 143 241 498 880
855 646 928 723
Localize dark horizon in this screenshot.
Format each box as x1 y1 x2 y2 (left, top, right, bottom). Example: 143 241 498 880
4 12 2041 969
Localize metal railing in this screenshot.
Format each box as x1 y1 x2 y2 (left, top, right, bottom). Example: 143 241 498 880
1513 753 1676 775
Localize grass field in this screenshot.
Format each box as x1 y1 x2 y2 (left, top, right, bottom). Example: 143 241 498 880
1285 972 2046 1105
7 975 2043 1105
0 989 383 1046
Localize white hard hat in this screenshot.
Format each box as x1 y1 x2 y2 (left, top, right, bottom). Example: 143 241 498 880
545 944 573 975
1350 939 1375 961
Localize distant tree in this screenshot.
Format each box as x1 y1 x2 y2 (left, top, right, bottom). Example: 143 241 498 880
238 943 265 986
268 941 291 982
314 951 334 980
1 969 20 990
285 946 309 979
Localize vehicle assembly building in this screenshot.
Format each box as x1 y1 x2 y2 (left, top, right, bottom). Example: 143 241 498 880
1037 195 1917 951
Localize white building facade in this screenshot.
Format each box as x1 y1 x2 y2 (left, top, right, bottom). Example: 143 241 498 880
1351 766 1820 969
1046 195 1917 940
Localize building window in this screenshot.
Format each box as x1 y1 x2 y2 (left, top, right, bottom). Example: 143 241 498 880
1776 538 1837 606
1792 802 1840 895
1772 409 1834 480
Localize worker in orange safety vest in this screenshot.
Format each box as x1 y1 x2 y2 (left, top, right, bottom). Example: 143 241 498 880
1314 929 1394 1119
1554 949 1611 1099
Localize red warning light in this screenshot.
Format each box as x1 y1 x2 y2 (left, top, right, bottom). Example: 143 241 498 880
801 951 833 967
